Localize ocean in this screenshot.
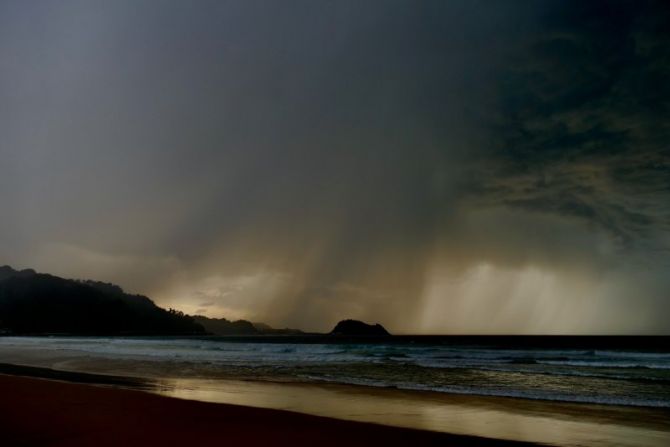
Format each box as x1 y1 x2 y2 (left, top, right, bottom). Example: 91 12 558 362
2 335 669 408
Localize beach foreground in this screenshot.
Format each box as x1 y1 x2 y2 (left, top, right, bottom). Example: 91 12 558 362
2 338 670 447
0 374 536 447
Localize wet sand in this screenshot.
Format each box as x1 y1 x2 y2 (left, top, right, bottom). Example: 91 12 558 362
154 377 670 447
0 373 536 447
2 359 670 446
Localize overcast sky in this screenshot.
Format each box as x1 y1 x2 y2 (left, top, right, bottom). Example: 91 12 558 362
1 0 668 333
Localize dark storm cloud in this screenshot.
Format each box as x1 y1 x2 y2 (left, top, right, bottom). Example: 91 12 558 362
1 0 668 333
472 0 670 250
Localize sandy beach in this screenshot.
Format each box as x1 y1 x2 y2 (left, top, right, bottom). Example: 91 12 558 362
1 342 670 447
0 373 540 447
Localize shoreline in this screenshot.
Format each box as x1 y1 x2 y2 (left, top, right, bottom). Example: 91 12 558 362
2 362 670 446
4 343 669 411
0 362 150 388
0 371 537 447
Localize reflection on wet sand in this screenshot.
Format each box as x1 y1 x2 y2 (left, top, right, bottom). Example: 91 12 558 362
156 378 670 447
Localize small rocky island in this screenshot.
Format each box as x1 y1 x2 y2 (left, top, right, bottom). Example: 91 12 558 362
329 319 390 336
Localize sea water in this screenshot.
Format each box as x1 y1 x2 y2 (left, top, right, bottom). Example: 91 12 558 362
2 335 669 408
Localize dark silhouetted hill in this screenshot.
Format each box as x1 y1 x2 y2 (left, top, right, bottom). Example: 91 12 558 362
330 319 390 336
193 316 259 335
0 265 204 335
193 316 306 335
252 322 304 335
0 265 36 281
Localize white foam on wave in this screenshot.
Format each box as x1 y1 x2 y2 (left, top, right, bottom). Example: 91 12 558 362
2 336 670 408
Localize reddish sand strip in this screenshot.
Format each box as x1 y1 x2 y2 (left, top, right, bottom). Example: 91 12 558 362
0 375 538 447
